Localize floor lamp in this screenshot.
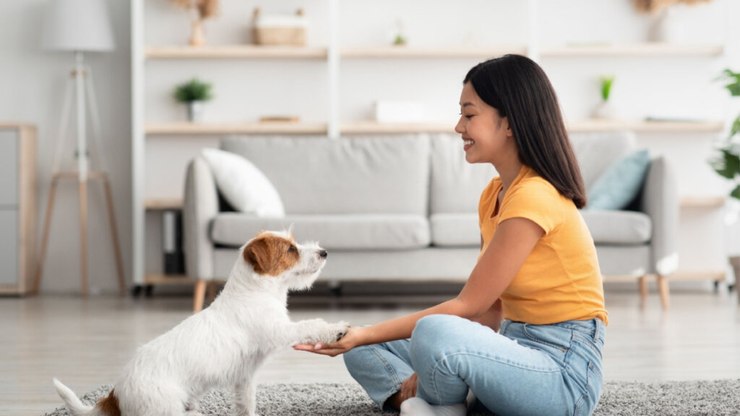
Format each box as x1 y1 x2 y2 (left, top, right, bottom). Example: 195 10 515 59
33 0 125 296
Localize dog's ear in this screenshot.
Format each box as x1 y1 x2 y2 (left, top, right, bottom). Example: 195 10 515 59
243 238 272 275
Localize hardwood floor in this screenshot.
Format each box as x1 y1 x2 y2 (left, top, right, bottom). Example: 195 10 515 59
2 288 739 415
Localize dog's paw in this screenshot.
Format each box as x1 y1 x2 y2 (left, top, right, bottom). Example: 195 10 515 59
331 320 351 341
318 320 350 343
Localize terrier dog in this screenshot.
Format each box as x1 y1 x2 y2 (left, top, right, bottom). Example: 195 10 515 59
53 230 349 416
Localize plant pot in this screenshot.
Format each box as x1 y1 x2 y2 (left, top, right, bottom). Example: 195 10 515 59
187 101 204 122
592 101 616 120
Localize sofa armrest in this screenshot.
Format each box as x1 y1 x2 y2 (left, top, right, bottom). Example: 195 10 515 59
183 156 218 280
639 156 679 275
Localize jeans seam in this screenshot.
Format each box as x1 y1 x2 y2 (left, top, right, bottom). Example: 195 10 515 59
426 351 563 403
369 346 404 406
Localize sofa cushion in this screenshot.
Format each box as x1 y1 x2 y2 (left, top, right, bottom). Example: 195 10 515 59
581 210 652 245
429 134 496 214
570 131 636 190
221 135 430 216
210 213 431 250
586 149 651 210
430 213 479 247
200 148 285 217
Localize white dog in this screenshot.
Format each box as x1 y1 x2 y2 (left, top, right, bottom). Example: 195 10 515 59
53 230 349 416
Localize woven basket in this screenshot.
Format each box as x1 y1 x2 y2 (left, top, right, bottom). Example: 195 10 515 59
252 7 307 47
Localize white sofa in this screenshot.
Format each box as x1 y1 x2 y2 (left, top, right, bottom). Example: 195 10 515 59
184 133 678 311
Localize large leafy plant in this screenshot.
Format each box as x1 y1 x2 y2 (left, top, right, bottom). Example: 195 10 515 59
711 69 740 200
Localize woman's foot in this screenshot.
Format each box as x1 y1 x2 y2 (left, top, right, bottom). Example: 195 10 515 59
399 397 466 416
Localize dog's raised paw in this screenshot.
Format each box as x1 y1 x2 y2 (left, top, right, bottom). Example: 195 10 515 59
332 321 350 341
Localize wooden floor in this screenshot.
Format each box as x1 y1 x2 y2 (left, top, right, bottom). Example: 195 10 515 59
2 288 739 415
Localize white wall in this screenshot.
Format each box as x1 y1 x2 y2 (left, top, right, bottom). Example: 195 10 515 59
1 0 739 292
0 0 130 293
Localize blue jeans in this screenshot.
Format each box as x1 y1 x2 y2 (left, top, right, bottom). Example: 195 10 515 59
344 315 606 416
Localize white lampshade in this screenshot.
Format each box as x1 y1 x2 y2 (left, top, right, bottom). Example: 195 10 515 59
42 0 115 52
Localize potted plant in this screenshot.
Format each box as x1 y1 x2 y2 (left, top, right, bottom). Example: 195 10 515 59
711 68 740 292
592 75 616 119
170 0 219 47
174 78 213 122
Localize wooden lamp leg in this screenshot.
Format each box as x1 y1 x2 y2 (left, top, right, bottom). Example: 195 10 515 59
32 174 61 293
101 174 126 296
79 178 89 298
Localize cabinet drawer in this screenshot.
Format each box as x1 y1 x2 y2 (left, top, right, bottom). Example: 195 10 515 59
0 210 18 285
0 131 18 206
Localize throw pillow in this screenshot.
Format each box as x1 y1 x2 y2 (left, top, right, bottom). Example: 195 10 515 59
586 149 651 210
201 148 285 217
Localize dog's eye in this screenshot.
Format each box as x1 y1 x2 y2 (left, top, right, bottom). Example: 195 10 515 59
288 245 298 253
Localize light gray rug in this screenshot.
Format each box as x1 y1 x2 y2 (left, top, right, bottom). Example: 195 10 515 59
44 380 740 416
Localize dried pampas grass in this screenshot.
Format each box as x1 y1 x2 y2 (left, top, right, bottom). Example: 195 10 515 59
171 0 219 20
633 0 711 13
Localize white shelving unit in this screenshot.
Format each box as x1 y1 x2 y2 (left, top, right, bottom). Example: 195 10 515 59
131 0 730 288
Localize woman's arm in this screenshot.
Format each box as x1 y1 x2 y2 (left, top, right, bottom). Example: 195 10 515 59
295 217 544 356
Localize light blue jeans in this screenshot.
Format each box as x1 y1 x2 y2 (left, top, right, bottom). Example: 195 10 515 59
344 314 605 416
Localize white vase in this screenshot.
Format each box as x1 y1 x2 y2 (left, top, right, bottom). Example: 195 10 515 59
648 7 681 43
187 101 204 122
592 101 616 120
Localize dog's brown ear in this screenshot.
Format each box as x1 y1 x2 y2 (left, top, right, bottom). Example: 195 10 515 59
243 238 271 275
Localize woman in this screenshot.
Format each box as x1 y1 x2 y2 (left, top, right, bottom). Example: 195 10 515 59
295 54 608 416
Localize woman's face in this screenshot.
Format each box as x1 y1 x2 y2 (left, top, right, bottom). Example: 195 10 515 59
454 82 512 164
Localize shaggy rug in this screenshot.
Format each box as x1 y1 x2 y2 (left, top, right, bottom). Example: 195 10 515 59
44 380 740 416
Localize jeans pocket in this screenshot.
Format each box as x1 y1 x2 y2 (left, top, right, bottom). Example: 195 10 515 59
522 323 572 353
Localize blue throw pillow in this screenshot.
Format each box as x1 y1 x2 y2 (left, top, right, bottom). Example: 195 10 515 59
586 149 651 210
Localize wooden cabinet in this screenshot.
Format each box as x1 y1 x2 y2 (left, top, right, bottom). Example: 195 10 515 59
0 124 36 295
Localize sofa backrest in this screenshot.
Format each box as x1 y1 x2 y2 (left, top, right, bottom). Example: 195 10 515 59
428 131 637 214
429 133 496 214
570 131 637 190
221 135 430 215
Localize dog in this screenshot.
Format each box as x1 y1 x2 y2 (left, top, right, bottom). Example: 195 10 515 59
53 230 349 416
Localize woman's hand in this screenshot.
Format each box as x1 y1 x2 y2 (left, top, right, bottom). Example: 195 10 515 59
293 326 367 357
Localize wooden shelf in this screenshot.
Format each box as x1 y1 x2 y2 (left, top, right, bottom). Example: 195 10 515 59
145 45 328 59
341 46 527 59
567 119 724 133
342 121 455 134
680 196 726 208
541 43 724 58
146 122 328 136
144 273 196 286
145 198 183 210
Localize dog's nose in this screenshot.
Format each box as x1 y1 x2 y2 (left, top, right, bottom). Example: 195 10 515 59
318 249 328 259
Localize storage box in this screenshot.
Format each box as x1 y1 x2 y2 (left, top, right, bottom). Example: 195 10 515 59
252 8 307 47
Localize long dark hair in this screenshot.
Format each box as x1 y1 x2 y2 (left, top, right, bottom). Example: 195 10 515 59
464 54 587 208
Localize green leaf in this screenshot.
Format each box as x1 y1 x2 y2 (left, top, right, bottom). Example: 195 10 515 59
731 184 740 200
173 78 213 103
714 148 740 179
600 76 614 101
731 116 740 137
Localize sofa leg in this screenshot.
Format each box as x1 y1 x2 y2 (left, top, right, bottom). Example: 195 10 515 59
656 274 670 310
193 279 208 313
638 275 649 308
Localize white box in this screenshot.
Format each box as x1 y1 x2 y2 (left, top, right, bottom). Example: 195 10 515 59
375 101 426 123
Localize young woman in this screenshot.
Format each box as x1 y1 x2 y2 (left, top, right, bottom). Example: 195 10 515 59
295 54 608 416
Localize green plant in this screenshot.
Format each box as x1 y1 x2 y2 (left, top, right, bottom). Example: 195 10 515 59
599 76 615 102
173 78 213 103
710 69 740 200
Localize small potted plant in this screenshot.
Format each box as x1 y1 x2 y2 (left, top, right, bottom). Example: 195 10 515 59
592 75 616 119
711 68 740 291
174 78 213 122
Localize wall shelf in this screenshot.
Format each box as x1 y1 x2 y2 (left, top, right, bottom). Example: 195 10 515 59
341 46 527 59
146 122 328 136
680 196 726 209
567 119 724 133
145 45 328 59
145 198 183 210
541 43 724 58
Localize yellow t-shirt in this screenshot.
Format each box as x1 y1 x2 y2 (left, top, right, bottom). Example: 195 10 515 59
479 165 608 325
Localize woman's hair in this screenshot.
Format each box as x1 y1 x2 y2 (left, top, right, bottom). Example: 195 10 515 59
464 54 587 209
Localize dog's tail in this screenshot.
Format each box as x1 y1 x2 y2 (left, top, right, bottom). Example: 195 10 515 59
53 378 97 415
